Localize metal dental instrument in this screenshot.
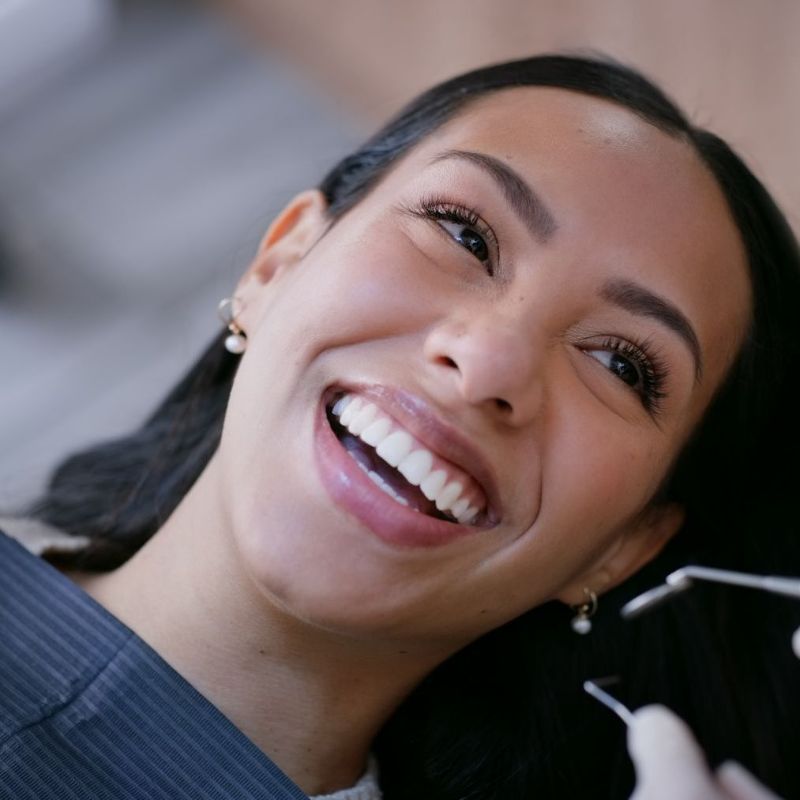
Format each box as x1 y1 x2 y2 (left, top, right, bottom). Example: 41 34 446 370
621 565 800 658
583 677 636 727
589 569 800 726
621 566 800 619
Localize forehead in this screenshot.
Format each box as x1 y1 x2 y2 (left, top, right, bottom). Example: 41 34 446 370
388 87 752 387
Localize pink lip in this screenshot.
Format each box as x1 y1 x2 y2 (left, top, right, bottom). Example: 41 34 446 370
314 391 499 549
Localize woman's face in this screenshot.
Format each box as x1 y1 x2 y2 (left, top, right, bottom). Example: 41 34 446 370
218 87 750 650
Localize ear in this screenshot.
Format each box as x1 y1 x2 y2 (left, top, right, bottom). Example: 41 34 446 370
555 503 685 606
240 189 329 289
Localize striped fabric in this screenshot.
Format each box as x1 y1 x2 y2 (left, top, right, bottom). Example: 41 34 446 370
0 530 309 799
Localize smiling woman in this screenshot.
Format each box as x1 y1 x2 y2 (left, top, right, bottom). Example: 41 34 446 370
2 55 800 800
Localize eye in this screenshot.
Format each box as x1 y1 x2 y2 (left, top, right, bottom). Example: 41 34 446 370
583 336 668 415
404 197 499 275
586 349 641 388
438 219 490 264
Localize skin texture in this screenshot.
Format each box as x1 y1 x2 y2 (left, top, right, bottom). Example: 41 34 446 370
79 88 752 794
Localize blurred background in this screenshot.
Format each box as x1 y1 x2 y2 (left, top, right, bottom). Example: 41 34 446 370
1 0 798 504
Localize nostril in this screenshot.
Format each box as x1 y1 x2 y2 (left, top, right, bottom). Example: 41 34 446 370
494 398 512 413
437 356 459 369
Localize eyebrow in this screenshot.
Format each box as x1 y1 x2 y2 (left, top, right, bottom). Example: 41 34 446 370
601 278 703 381
430 149 558 243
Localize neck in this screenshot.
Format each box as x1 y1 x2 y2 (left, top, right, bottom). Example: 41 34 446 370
76 466 447 796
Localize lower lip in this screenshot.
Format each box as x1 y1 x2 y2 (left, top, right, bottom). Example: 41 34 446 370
314 397 483 548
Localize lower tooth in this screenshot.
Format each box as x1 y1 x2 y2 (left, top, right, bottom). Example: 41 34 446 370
343 447 420 512
361 464 409 507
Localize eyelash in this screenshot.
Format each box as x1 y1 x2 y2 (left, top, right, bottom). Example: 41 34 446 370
406 196 499 275
589 335 669 414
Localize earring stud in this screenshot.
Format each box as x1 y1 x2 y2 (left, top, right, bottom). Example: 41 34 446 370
217 297 247 354
570 588 598 634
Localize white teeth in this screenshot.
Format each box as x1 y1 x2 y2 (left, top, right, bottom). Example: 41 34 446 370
375 430 414 467
332 393 485 525
348 403 378 435
338 396 363 427
397 450 434 486
450 497 470 518
461 505 479 524
360 417 392 446
420 469 447 500
435 481 463 512
331 395 353 417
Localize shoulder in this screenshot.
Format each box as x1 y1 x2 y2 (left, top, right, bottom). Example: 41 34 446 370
0 530 311 800
0 528 128 744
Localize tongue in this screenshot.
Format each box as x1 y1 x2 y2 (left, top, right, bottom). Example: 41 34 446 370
339 431 441 516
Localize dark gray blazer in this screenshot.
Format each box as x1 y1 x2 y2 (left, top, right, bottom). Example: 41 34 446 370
0 531 308 800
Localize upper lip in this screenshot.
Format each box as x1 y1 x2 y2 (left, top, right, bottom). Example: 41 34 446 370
326 382 503 524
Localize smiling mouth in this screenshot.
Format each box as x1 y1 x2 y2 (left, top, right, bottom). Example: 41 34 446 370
325 392 488 526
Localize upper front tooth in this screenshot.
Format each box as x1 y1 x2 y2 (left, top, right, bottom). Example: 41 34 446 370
348 403 378 435
338 396 363 427
397 449 434 486
375 430 414 467
360 417 392 446
420 469 447 500
435 481 463 512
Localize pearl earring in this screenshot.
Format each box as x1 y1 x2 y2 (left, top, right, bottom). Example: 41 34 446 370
217 297 247 354
570 588 598 635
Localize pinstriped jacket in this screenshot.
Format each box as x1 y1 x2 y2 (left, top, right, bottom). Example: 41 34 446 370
0 526 380 800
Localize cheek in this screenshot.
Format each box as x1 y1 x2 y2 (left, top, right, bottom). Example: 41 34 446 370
556 421 662 523
279 224 443 349
462 410 672 634
520 396 670 581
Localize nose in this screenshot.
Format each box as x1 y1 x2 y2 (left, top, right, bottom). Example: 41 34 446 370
423 311 544 424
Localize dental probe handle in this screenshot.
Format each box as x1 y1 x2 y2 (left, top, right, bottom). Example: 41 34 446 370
669 567 800 599
668 566 767 591
762 577 800 599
